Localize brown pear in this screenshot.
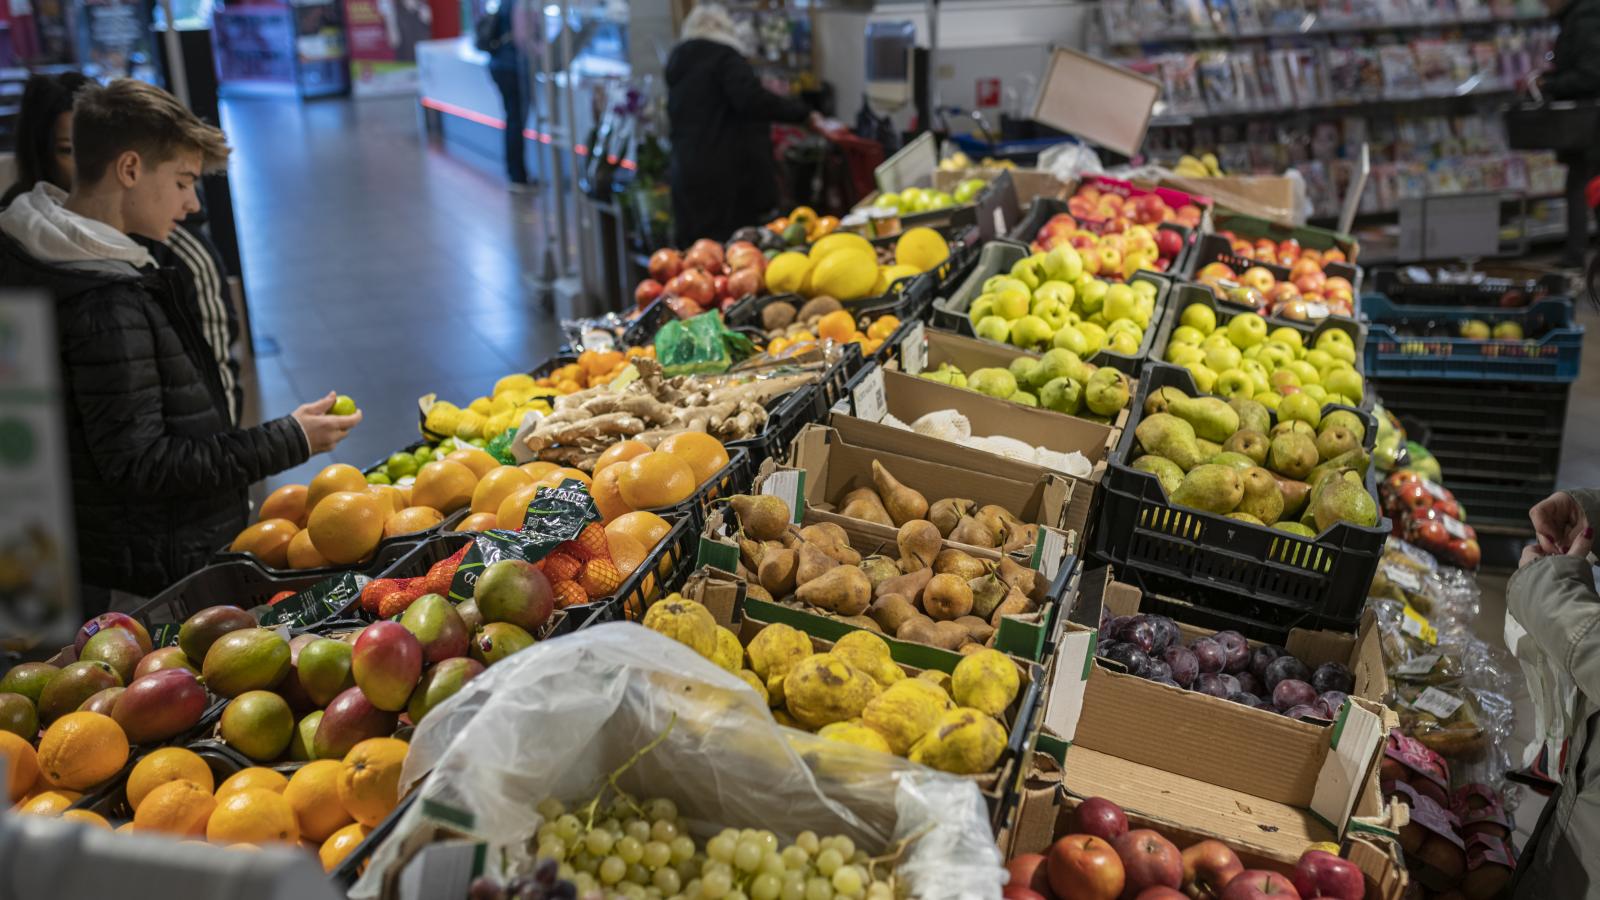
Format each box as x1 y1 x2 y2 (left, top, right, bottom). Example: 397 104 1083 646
871 460 928 525
795 565 871 616
989 586 1032 627
933 549 986 581
968 573 1009 619
875 568 933 605
840 488 893 526
796 542 838 585
948 515 998 549
729 494 790 541
955 615 996 643
931 622 970 650
859 555 901 591
800 523 850 549
978 505 1022 530
868 593 919 634
924 573 975 621
996 557 1037 596
758 547 798 596
1000 523 1037 553
897 520 942 572
1275 474 1312 518
928 497 975 536
739 538 765 572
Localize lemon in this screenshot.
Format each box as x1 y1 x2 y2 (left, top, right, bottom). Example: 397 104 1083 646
810 250 879 301
809 232 874 261
765 252 811 294
895 227 949 272
494 373 535 395
874 264 920 295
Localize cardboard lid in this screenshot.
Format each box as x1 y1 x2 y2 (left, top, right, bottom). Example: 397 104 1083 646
875 131 938 194
1030 47 1160 157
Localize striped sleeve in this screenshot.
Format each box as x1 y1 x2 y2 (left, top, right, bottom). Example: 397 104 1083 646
167 225 240 424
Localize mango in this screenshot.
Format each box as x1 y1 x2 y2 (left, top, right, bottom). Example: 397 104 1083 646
475 560 554 633
78 687 125 716
132 647 197 680
297 639 356 708
38 660 120 724
202 628 291 698
407 658 483 724
0 662 58 706
0 692 38 740
74 612 152 656
470 622 535 666
313 686 397 760
351 622 422 712
400 593 469 664
113 669 208 744
80 629 145 685
178 605 256 665
290 711 322 761
220 691 294 762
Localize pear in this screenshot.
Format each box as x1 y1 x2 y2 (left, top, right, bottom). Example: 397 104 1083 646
1085 368 1130 416
730 494 790 541
1196 438 1222 459
1134 413 1207 471
968 573 1009 619
933 549 986 581
1315 426 1360 462
795 565 872 615
871 460 928 525
1133 455 1184 495
868 593 919 633
949 515 999 549
1268 431 1318 480
1171 464 1244 514
796 542 839 585
1320 409 1367 443
996 557 1038 596
1236 466 1284 525
928 497 974 537
896 519 942 571
840 487 893 526
1275 474 1311 517
859 555 901 591
1311 478 1380 530
924 573 975 620
989 586 1032 627
1210 452 1257 471
1228 397 1271 436
1227 512 1264 525
1166 395 1240 442
1222 429 1269 466
758 547 798 596
1143 386 1188 416
876 567 932 605
1270 420 1315 440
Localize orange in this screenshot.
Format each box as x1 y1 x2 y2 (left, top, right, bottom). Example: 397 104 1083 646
115 821 137 834
867 315 900 340
284 760 353 842
133 779 215 836
336 737 408 828
368 484 406 516
206 788 300 845
657 432 731 484
15 790 81 815
519 461 559 481
397 484 414 506
306 464 368 514
61 809 111 829
606 511 672 550
286 528 331 569
444 447 499 480
307 491 386 565
593 440 652 475
36 712 128 791
319 823 370 872
384 506 444 539
215 767 288 798
590 465 633 524
496 483 542 530
230 518 299 568
817 309 856 343
260 483 311 527
411 460 477 514
470 465 533 514
456 512 499 532
607 532 647 578
616 453 695 510
126 747 214 812
535 467 592 490
0 732 39 802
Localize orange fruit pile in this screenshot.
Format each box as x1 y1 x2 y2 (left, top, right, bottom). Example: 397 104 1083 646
768 313 898 357
596 433 729 521
536 346 654 394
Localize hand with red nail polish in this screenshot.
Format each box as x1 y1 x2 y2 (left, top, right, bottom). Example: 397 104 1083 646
1531 492 1589 557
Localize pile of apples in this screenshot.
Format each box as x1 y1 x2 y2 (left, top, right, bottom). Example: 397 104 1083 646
1006 796 1367 899
1195 234 1355 322
1064 183 1205 232
635 239 768 316
1029 185 1200 280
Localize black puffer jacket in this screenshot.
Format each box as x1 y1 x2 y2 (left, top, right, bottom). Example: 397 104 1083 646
0 231 309 600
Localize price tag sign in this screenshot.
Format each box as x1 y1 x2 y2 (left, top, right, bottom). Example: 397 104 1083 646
1393 653 1441 676
1411 687 1465 719
992 206 1007 238
851 366 888 423
901 321 927 375
1383 561 1424 594
1441 515 1469 540
1401 604 1439 645
759 469 805 524
258 572 367 628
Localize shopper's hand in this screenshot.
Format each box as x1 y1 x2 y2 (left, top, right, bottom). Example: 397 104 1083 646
1530 491 1588 555
292 392 362 455
1520 543 1549 568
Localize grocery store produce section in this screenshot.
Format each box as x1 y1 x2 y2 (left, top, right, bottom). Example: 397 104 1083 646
1 167 1573 900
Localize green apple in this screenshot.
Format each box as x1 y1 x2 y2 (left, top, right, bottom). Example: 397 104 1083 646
1131 278 1158 298
1322 339 1357 364
1300 383 1328 401
1106 318 1143 339
1167 344 1206 367
1183 362 1218 393
1225 313 1268 349
1170 325 1206 347
969 295 996 323
1240 358 1271 394
1277 392 1322 428
1009 315 1054 351
1286 360 1321 385
1030 294 1070 330
1179 303 1217 335
1204 342 1242 373
1078 322 1107 356
1268 326 1304 352
1254 391 1283 410
1242 343 1264 361
331 394 358 416
975 316 1012 344
1323 365 1364 403
1079 279 1108 315
1316 329 1354 350
984 275 1028 295
992 286 1030 320
1010 256 1048 290
954 178 986 204
1044 246 1084 283
1304 348 1334 371
1052 325 1088 356
1257 342 1295 371
1214 368 1255 399
1107 330 1141 355
1034 280 1076 311
1269 369 1302 391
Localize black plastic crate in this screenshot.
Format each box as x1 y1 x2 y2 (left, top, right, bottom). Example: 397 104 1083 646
1190 232 1364 315
71 740 255 823
1421 428 1565 484
1107 564 1349 644
1374 378 1573 437
1368 266 1569 307
930 240 1174 377
1434 479 1551 535
212 510 465 579
621 296 679 347
1092 363 1388 632
1361 295 1582 383
1006 196 1196 281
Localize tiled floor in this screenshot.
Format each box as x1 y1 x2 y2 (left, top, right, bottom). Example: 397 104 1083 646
222 95 564 490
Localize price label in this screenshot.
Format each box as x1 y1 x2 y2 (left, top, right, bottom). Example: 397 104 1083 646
1411 687 1465 719
992 206 1007 238
1401 604 1439 645
851 366 888 423
1306 302 1330 320
258 571 367 629
1422 480 1450 500
1383 561 1424 594
1441 515 1469 540
901 321 927 374
1392 653 1441 676
759 469 804 524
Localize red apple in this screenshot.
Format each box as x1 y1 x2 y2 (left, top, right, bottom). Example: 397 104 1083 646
634 278 664 309
1115 830 1184 895
1133 194 1168 224
672 268 715 305
1299 247 1323 265
1231 240 1256 260
1006 854 1053 897
1276 238 1301 264
1267 282 1301 305
1293 271 1326 294
1322 247 1347 263
1181 840 1244 898
665 295 703 319
1176 205 1203 227
685 238 724 272
1276 299 1311 322
1240 266 1276 294
648 247 683 282
1218 870 1299 899
1197 262 1236 285
1004 888 1051 900
1048 835 1125 900
727 266 763 300
1288 258 1323 282
1253 238 1277 258
712 273 730 298
724 240 764 271
1215 230 1235 243
1291 850 1364 900
1137 890 1191 900
1070 231 1099 250
1074 797 1130 843
1155 229 1185 259
1068 195 1098 219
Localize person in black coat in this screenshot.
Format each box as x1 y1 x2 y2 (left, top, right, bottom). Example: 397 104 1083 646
665 3 821 245
1540 0 1600 266
0 79 360 612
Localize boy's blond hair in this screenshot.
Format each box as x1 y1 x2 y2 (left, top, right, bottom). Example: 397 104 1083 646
72 78 230 184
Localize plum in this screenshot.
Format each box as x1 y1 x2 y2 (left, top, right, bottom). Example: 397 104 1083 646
1273 678 1318 711
1282 704 1318 719
1228 691 1264 708
1151 676 1181 688
1263 655 1312 691
1106 615 1135 637
1194 673 1231 698
1314 690 1350 719
1216 673 1242 695
1116 617 1158 654
1235 671 1263 697
1190 637 1226 674
1148 616 1181 655
1312 661 1355 695
1163 646 1199 688
1214 630 1250 673
1147 660 1173 683
1103 642 1152 678
1249 644 1286 681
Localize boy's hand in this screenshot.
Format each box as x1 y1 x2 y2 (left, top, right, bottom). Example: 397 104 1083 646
293 391 362 454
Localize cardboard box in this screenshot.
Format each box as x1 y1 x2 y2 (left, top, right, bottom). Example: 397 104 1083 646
1162 174 1306 226
1024 565 1397 868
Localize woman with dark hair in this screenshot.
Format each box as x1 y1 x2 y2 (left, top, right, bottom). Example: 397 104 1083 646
2 71 90 206
4 72 243 425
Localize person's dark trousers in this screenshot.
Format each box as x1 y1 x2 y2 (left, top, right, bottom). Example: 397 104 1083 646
490 62 530 185
1558 147 1600 267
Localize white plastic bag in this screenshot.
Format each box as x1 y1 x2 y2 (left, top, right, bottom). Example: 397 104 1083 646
352 624 1004 899
1038 141 1103 184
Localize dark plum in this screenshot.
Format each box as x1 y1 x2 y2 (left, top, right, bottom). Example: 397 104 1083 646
1147 660 1173 683
1194 673 1231 698
1216 673 1241 695
1151 676 1181 688
1282 704 1318 719
1106 615 1135 637
1190 637 1226 674
1312 661 1356 695
1163 646 1199 688
1314 690 1350 719
1235 671 1263 697
1249 645 1287 681
1103 642 1152 678
1214 630 1250 673
1272 678 1318 711
1263 655 1312 691
1115 617 1158 654
1148 616 1181 655
1227 691 1264 708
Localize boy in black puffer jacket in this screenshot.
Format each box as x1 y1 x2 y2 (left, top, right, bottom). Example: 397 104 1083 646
0 79 361 613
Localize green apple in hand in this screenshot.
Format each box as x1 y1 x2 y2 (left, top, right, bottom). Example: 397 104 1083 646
331 394 358 416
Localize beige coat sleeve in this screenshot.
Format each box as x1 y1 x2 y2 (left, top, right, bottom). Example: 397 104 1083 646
1507 551 1600 707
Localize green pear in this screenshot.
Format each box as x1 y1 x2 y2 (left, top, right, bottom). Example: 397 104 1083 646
1039 377 1083 415
1228 398 1271 436
1171 464 1244 514
1268 432 1318 480
1143 386 1188 417
1311 478 1379 530
1085 368 1129 416
1222 429 1269 466
1236 466 1284 525
1166 394 1239 442
1320 409 1367 443
1315 426 1360 462
1009 356 1040 388
1134 413 1206 471
1132 455 1184 495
